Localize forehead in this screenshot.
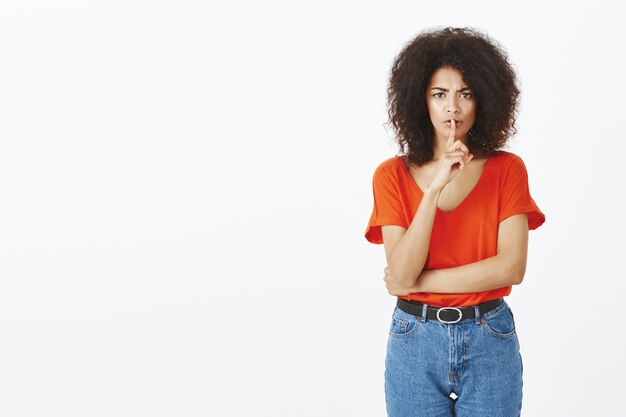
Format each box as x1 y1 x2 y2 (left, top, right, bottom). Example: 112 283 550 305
428 66 467 86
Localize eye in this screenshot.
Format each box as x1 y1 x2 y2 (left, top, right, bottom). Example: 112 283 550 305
461 92 473 99
433 92 445 98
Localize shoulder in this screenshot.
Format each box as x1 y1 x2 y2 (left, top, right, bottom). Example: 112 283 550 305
372 155 405 178
489 151 532 189
490 150 523 163
490 150 527 171
375 155 405 170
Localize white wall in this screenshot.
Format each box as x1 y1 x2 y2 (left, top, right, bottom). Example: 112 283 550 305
0 0 622 415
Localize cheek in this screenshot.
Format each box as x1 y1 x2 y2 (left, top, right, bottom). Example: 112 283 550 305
465 103 477 121
426 100 441 119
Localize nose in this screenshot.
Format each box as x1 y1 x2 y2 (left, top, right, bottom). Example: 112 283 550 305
446 96 460 114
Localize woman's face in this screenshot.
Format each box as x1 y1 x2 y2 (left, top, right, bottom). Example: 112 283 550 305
425 66 477 146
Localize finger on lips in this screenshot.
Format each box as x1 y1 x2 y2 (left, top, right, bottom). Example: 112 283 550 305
447 121 455 143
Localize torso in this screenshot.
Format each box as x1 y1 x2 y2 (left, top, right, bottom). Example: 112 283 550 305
403 156 490 213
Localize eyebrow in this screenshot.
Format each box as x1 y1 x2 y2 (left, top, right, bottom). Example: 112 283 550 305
430 87 472 92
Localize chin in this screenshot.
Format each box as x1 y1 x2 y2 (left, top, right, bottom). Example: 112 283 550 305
438 128 466 139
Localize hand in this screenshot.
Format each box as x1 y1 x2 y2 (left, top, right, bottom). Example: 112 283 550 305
427 119 474 192
383 266 413 296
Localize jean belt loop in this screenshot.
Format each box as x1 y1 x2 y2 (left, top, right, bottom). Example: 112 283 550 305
421 303 428 323
474 305 481 324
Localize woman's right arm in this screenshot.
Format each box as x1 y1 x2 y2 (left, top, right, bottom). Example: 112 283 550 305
382 188 441 288
383 120 471 289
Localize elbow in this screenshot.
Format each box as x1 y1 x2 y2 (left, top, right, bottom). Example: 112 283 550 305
399 275 418 289
386 263 420 290
393 269 418 289
509 261 527 285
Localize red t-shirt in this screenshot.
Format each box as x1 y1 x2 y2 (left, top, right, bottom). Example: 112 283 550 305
364 150 545 307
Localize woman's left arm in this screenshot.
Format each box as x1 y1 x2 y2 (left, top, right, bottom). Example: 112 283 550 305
385 213 529 295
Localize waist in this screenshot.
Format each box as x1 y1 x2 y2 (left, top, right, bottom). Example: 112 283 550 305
396 297 504 324
398 286 512 307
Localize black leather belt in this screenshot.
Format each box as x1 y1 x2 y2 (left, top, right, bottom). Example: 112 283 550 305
397 297 503 324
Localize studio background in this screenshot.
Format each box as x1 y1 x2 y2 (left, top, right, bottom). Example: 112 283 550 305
0 1 623 416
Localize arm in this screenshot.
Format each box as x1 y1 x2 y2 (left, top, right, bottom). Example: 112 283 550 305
409 254 515 293
382 188 441 288
390 213 529 294
383 123 475 289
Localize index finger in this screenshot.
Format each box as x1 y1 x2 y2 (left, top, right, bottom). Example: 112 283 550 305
446 119 456 147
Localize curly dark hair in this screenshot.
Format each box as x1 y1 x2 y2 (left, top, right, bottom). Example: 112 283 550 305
386 26 521 166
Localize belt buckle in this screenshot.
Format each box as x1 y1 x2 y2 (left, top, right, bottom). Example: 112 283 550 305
436 307 462 324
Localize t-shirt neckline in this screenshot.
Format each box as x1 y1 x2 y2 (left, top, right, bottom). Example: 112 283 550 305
398 155 494 214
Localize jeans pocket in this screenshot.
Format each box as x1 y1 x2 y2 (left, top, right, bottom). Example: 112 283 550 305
482 301 516 338
389 306 419 338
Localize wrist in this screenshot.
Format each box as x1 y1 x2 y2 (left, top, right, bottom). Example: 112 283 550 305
422 187 442 198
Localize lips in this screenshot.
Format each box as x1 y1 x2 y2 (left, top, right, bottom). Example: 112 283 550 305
445 119 461 123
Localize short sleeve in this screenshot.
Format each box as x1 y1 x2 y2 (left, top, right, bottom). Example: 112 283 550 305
364 162 408 244
499 155 546 230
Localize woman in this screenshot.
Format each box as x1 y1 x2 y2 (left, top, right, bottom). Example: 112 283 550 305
364 27 545 417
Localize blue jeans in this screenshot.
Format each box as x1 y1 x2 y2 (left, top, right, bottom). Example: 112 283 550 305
384 298 523 417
